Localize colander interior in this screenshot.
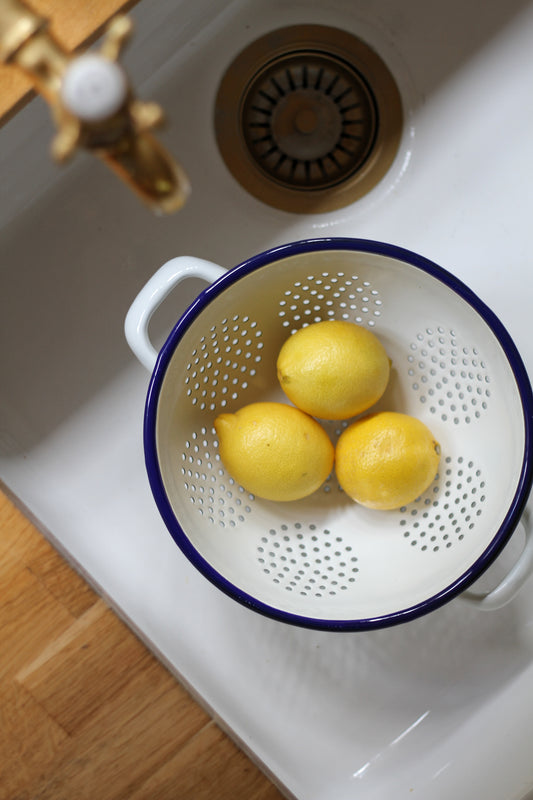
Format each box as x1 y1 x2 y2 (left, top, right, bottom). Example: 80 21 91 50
147 242 531 630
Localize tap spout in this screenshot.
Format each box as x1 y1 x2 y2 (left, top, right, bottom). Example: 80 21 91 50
0 0 190 213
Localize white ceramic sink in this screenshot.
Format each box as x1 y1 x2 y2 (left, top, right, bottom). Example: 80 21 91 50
2 1 533 798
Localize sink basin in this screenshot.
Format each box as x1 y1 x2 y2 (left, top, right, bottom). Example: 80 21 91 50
2 0 533 798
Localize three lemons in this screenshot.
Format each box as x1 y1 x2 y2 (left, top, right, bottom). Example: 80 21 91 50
214 320 440 508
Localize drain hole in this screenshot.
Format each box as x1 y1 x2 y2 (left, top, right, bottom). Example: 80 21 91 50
215 25 403 213
242 52 377 190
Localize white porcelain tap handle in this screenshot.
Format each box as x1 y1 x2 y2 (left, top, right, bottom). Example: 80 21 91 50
61 54 128 122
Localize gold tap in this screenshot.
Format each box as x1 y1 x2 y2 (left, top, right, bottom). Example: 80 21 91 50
0 0 190 213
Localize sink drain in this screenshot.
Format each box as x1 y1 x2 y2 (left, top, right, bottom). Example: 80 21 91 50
215 25 403 213
241 52 378 190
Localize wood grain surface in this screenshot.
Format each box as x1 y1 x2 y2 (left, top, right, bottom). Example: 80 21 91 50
0 491 286 800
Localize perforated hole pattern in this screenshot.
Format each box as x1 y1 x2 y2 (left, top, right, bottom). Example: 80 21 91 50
184 317 264 412
258 524 360 598
399 456 486 552
279 271 382 333
408 327 491 424
181 426 255 527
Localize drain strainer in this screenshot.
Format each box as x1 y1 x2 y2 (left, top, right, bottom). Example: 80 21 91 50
215 25 403 213
241 52 377 190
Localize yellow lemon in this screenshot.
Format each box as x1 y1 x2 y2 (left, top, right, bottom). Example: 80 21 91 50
276 320 390 420
214 402 334 502
335 411 440 510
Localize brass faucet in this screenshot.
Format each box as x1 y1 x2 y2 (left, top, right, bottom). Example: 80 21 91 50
0 0 190 213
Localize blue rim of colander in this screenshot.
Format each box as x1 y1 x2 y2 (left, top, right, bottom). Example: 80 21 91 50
143 238 533 632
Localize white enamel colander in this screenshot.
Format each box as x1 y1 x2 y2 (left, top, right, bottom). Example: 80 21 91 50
125 239 533 631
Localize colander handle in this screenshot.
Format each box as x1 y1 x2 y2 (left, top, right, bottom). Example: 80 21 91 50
460 512 533 610
124 257 227 371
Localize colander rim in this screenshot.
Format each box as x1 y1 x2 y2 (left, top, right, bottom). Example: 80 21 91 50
143 237 533 631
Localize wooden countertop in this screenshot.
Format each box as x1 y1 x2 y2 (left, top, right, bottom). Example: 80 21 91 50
0 490 286 798
0 0 139 124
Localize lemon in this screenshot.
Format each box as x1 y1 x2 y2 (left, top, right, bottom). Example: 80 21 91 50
335 411 440 510
214 402 334 502
276 320 390 420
